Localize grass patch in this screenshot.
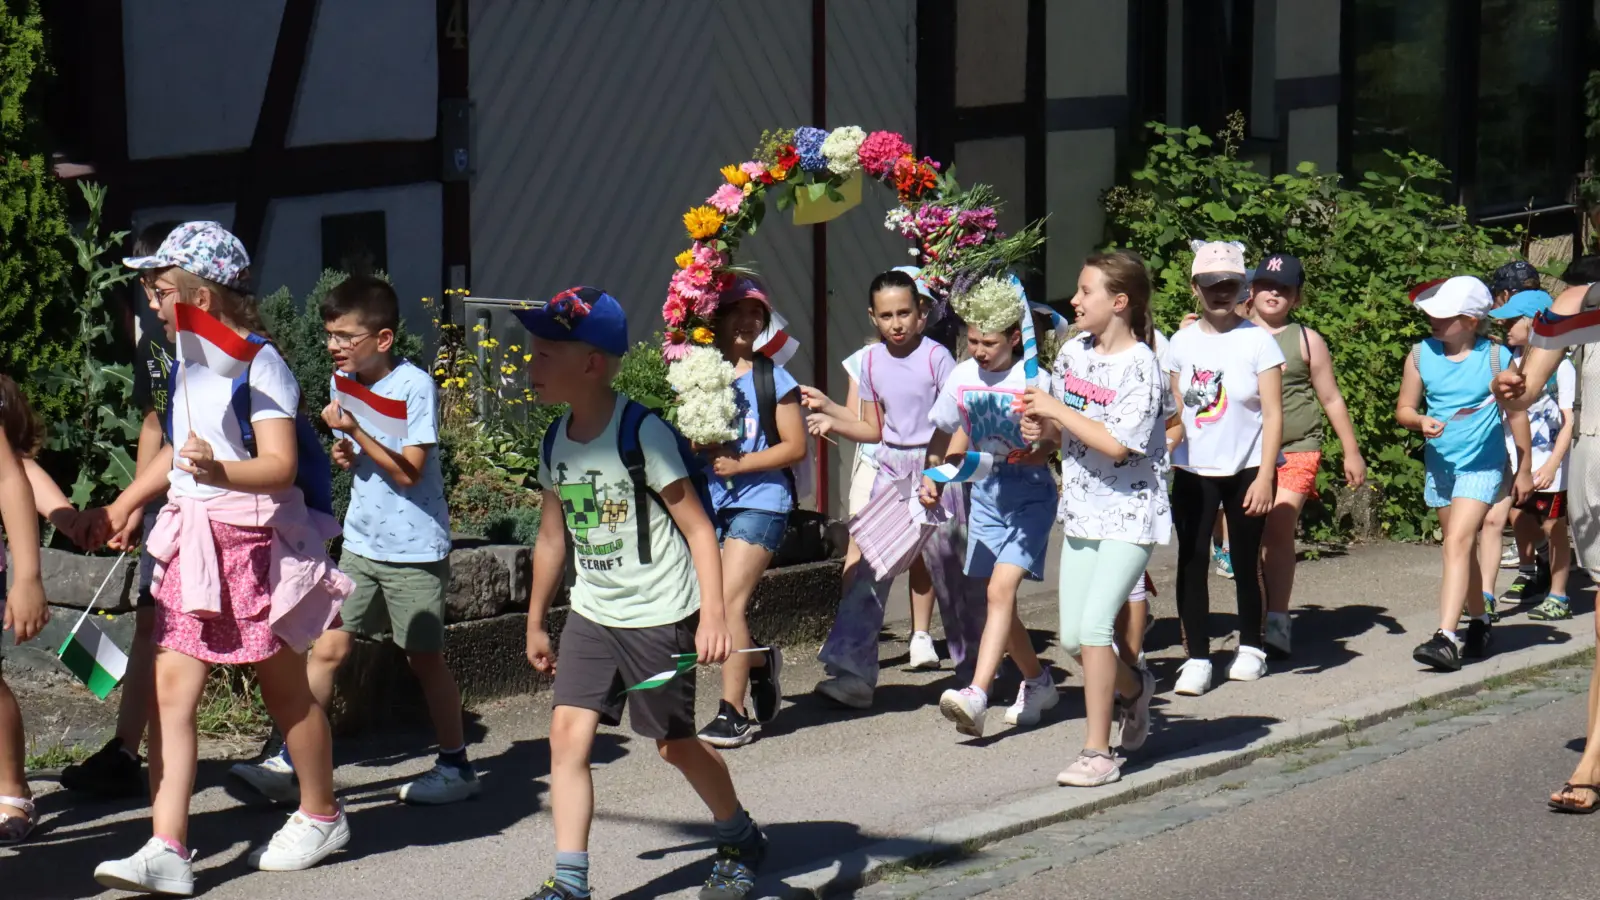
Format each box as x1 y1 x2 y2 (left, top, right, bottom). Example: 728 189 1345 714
25 740 93 771
1219 781 1246 791
1282 751 1336 774
196 668 272 740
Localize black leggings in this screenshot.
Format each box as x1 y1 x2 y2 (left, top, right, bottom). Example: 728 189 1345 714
1172 467 1267 658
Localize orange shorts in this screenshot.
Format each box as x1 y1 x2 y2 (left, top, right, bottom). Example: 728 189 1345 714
1277 450 1322 497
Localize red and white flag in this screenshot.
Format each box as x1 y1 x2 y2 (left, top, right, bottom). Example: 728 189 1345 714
332 374 409 439
1531 308 1600 350
175 303 261 378
756 309 800 367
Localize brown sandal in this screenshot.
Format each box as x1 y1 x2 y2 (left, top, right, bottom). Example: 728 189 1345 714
1548 783 1600 814
0 795 35 844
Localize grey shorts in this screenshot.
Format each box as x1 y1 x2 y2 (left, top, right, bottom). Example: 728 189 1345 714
551 611 699 741
137 505 163 608
1570 435 1600 574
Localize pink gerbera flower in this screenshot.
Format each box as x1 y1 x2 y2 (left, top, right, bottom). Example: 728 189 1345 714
671 268 712 302
740 161 766 180
663 291 689 326
707 184 744 216
692 292 719 318
692 242 725 269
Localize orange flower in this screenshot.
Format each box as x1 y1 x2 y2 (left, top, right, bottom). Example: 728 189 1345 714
683 206 725 240
692 327 715 345
769 164 791 181
675 249 695 269
721 164 751 187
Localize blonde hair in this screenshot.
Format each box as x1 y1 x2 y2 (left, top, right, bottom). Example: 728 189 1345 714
164 267 266 336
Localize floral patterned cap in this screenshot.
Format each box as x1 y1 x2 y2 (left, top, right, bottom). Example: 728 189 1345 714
123 221 251 289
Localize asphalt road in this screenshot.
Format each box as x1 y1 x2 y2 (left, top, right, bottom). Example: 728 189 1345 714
974 692 1598 900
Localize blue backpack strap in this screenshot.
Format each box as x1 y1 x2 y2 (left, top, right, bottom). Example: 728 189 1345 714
617 399 655 564
231 333 269 454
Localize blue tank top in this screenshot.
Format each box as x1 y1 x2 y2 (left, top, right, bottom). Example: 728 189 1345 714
1417 336 1507 473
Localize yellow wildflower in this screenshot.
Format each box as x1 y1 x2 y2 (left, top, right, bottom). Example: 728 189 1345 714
692 326 714 345
483 338 499 349
721 164 750 187
683 206 725 240
675 249 695 269
523 354 532 362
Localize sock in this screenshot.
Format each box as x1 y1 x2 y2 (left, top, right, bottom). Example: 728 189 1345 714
1476 614 1492 625
1481 591 1495 604
1267 611 1289 624
1029 669 1052 686
1550 594 1570 604
554 851 590 896
437 745 471 771
1441 628 1461 646
964 685 989 706
155 834 188 857
300 806 341 823
714 808 757 847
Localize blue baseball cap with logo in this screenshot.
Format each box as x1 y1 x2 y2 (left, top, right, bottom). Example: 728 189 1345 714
1250 252 1304 287
1487 289 1554 321
513 286 629 357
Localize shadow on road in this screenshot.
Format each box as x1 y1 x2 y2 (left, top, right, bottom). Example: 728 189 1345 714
614 816 889 900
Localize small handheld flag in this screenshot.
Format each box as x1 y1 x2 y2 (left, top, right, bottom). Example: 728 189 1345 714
756 309 800 367
174 303 262 379
332 374 409 439
623 648 773 692
1011 275 1042 389
924 451 996 484
56 554 130 701
1531 307 1600 350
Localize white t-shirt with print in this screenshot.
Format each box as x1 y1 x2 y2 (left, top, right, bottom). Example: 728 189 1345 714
1052 334 1175 544
169 343 298 500
929 358 1051 459
536 396 700 629
1163 321 1286 477
842 347 880 469
1502 354 1576 492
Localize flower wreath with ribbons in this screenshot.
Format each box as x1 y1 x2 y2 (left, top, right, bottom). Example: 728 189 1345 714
660 125 1048 446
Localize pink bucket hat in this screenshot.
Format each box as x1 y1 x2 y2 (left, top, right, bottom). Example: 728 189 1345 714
1190 240 1248 287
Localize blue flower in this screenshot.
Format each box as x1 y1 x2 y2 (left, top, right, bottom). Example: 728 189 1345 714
794 126 829 174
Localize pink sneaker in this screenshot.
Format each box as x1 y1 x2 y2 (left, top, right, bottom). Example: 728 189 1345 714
1057 750 1121 787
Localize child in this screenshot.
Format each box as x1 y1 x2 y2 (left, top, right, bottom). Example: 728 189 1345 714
229 275 476 804
1165 241 1284 696
1247 253 1367 657
1022 250 1171 786
1398 275 1522 672
64 220 181 799
837 267 944 671
806 268 984 709
0 379 49 845
921 278 1059 737
695 277 806 748
519 287 766 900
1486 290 1574 622
93 223 352 894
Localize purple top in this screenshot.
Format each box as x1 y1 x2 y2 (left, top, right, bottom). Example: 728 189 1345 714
860 337 956 447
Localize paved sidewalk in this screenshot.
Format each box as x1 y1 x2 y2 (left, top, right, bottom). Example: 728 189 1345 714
6 540 1595 899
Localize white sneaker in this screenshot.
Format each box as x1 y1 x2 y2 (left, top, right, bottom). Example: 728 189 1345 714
249 808 351 871
1174 659 1213 696
1004 673 1060 726
1228 645 1269 681
939 687 989 737
230 754 299 805
908 631 941 669
815 674 874 709
1119 666 1157 752
398 762 481 805
1264 614 1292 658
95 837 195 896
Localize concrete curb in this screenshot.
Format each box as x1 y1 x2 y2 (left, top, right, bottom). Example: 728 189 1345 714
754 632 1597 900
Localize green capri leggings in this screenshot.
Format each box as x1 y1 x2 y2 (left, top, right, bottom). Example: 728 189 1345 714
1057 536 1154 654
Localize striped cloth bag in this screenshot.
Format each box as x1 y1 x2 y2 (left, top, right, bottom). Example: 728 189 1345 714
849 477 950 580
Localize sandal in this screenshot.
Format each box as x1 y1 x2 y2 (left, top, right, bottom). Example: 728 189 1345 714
1548 783 1600 814
0 795 35 845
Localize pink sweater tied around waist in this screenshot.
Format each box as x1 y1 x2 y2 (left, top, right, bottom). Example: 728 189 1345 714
146 490 353 654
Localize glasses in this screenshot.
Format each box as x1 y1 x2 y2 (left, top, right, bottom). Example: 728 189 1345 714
145 284 180 304
326 332 373 350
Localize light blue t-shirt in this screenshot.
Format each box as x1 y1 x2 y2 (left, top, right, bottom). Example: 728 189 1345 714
1417 337 1508 475
334 360 452 563
709 365 798 514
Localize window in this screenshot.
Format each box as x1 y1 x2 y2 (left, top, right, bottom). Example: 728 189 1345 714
1476 0 1565 210
1347 0 1451 179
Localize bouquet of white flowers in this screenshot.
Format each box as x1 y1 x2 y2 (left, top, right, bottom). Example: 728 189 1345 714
667 346 740 445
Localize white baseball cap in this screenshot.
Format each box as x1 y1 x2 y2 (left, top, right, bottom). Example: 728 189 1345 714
1411 276 1493 320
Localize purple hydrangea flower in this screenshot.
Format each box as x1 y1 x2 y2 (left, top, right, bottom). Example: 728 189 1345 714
794 127 829 174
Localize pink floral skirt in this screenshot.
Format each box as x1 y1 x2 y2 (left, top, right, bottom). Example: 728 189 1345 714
153 521 286 664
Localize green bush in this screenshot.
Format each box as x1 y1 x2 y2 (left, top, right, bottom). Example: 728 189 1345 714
259 270 424 523
0 0 73 420
484 506 542 545
1103 114 1511 540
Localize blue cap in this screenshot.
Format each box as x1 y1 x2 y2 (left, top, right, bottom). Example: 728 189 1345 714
513 286 629 357
1488 289 1554 320
1490 260 1541 296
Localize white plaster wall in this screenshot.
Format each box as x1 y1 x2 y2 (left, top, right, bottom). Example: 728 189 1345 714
955 0 1027 106
132 204 237 235
1046 0 1127 98
122 0 284 159
253 184 443 333
287 0 438 146
1287 105 1339 174
1275 0 1341 79
1046 130 1117 301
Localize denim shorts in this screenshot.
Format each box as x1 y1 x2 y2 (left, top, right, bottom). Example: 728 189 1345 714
966 465 1058 581
716 507 789 553
1422 461 1505 508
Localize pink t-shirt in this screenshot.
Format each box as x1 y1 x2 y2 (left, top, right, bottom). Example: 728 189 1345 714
859 337 955 447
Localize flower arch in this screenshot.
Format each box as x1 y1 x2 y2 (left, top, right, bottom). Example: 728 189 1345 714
660 125 1044 445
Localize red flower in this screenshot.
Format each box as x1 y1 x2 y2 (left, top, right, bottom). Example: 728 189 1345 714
893 155 938 199
757 169 775 185
776 144 800 171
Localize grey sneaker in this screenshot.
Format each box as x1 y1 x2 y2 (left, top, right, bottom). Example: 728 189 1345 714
95 837 196 896
399 762 482 805
1118 666 1157 752
229 753 299 805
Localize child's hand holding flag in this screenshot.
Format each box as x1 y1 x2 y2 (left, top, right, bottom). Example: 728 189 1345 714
175 432 218 483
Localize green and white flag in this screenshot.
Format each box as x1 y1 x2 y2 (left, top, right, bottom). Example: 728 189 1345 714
57 619 128 700
55 553 130 700
624 655 698 693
